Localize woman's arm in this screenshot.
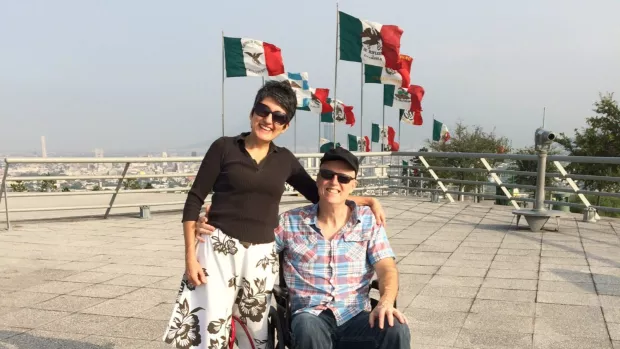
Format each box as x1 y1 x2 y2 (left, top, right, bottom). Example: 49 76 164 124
348 196 385 225
183 137 226 286
182 137 226 222
286 153 320 204
286 151 386 225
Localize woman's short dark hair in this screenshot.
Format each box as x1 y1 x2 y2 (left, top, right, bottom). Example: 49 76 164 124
252 80 297 120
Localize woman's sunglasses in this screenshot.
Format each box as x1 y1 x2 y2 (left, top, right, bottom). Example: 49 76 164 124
318 169 355 184
253 102 290 126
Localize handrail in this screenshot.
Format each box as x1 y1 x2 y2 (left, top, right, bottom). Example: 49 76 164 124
393 151 620 165
2 150 620 230
391 164 620 183
0 153 391 229
3 151 391 164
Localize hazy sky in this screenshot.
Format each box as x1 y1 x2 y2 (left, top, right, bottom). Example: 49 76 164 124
1 0 619 154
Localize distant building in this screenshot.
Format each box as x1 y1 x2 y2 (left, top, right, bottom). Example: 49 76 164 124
41 136 47 158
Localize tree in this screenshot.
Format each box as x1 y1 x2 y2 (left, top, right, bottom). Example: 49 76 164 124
9 181 27 192
123 178 142 190
39 173 58 192
556 93 620 195
425 122 511 201
69 182 84 190
62 187 70 192
144 182 154 189
509 146 561 187
92 185 101 191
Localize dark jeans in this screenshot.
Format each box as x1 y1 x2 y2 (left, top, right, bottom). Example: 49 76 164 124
291 309 410 349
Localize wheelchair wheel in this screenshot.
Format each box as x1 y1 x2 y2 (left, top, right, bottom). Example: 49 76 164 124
267 306 285 349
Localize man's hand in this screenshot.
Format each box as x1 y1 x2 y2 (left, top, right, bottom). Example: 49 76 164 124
369 301 407 329
370 198 386 226
195 205 217 242
185 257 207 287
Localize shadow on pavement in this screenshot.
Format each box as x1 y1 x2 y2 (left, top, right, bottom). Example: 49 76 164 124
0 331 117 349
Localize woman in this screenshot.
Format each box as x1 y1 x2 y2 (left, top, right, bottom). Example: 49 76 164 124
163 81 385 349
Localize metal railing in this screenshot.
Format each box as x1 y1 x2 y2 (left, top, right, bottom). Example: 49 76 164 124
0 152 390 229
2 151 619 230
387 151 620 217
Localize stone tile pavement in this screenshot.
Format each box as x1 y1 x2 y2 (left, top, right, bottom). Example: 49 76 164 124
1 196 620 348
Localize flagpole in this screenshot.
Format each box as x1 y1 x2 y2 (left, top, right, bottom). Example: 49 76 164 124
318 120 321 152
432 113 436 143
360 63 364 142
381 105 385 151
221 30 225 136
332 2 339 149
398 111 402 145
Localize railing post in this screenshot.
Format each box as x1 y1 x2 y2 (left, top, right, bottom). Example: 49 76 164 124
104 162 130 219
534 150 547 211
553 161 600 221
480 158 519 209
379 153 384 197
1 162 10 230
418 156 455 203
0 161 6 207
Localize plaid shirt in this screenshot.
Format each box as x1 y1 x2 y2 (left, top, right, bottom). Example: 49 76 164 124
274 201 395 326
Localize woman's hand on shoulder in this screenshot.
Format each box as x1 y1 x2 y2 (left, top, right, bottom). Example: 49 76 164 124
195 205 217 242
369 198 386 226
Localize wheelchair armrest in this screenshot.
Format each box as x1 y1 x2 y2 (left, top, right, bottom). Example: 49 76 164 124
369 279 397 309
272 284 289 298
370 279 379 290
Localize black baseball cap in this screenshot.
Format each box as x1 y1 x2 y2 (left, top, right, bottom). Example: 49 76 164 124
320 146 359 175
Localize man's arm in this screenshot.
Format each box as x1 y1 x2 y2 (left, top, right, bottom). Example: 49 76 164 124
366 213 405 329
374 257 399 307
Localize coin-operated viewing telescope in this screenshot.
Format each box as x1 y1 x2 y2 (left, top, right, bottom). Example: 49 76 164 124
512 127 565 231
534 128 556 151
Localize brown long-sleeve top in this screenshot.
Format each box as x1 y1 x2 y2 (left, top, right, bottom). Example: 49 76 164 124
182 132 320 244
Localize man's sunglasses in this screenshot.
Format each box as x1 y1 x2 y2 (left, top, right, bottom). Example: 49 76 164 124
253 102 290 126
318 169 355 184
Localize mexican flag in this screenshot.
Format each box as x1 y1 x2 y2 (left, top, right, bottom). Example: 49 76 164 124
371 123 399 151
321 99 355 126
347 134 370 152
371 123 382 143
320 138 340 153
267 72 310 108
384 84 414 110
299 88 332 114
339 11 403 69
399 110 414 125
433 120 451 142
384 140 400 151
224 37 285 77
386 84 425 125
364 54 413 88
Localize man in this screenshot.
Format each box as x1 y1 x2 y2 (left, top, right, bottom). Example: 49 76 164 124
197 147 409 349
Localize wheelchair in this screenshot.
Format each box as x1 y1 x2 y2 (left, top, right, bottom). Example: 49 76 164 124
266 252 397 349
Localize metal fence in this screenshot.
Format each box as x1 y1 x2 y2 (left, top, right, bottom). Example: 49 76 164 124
0 152 390 230
2 151 619 230
388 151 620 217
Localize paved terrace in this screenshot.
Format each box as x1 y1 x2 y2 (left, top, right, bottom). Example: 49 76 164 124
1 196 620 348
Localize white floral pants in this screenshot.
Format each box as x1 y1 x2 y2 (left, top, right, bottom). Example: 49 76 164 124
163 229 279 349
